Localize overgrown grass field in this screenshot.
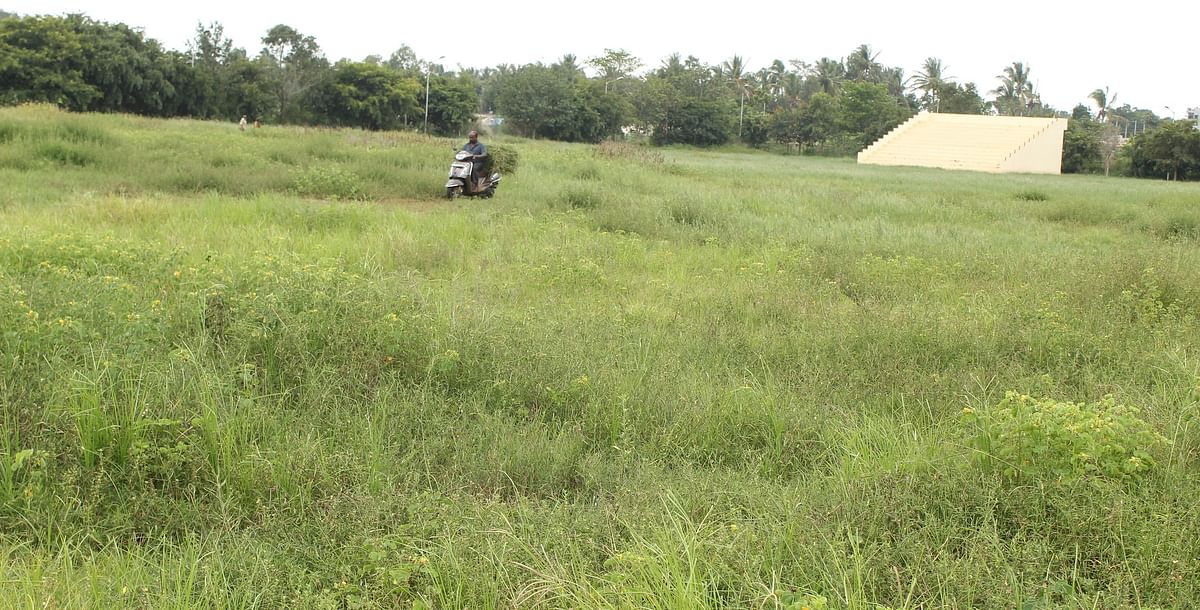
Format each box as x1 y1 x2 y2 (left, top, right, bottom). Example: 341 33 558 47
1 104 1199 609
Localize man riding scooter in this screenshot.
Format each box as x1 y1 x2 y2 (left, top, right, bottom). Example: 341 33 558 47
445 130 501 199
461 130 487 191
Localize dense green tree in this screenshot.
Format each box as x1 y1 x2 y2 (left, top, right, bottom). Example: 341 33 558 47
838 81 912 145
650 96 733 146
588 48 641 94
385 45 420 74
70 15 175 115
259 24 327 122
1126 120 1200 180
936 82 987 115
494 63 622 142
0 15 97 108
1062 117 1103 173
426 74 479 136
314 61 419 130
801 92 840 143
740 109 769 147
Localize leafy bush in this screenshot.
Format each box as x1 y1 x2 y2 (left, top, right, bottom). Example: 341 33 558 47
963 392 1167 483
292 165 365 200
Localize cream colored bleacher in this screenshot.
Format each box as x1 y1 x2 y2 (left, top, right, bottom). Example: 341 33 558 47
857 112 1068 174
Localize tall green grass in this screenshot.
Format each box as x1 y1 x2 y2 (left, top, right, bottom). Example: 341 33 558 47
2 104 1200 608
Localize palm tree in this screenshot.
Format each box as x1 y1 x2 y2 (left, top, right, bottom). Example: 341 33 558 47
813 57 844 95
768 60 787 97
991 61 1034 116
1090 87 1117 123
911 57 951 111
781 72 804 107
722 55 749 137
846 44 881 82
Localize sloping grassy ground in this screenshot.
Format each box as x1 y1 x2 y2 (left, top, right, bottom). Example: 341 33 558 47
1 104 1199 609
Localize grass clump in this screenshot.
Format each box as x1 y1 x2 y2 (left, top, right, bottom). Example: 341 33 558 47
964 392 1167 482
291 164 366 200
559 183 603 210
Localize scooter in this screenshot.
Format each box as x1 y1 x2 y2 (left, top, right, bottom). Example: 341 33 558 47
445 150 501 199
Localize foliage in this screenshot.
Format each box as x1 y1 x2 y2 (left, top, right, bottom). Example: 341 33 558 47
837 81 912 146
964 392 1167 483
258 24 327 123
315 61 420 131
425 75 478 136
1062 118 1104 174
935 81 987 114
1125 120 1200 181
291 164 365 200
739 109 769 147
495 63 625 142
650 97 733 146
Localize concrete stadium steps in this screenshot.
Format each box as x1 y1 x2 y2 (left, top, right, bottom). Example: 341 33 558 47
857 112 1069 174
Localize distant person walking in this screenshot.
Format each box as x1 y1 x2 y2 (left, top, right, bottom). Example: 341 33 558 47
254 117 262 129
239 115 247 131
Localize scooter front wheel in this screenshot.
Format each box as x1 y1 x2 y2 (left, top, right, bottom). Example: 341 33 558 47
446 186 462 200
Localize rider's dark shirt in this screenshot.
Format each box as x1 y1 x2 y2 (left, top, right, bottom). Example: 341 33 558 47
462 141 486 156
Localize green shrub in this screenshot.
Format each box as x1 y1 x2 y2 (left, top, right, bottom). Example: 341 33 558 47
292 165 365 200
963 392 1167 483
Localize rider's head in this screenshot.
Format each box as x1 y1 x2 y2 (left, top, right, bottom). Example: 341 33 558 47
468 130 479 143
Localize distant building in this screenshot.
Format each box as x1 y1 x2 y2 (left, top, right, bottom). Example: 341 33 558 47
1188 107 1200 129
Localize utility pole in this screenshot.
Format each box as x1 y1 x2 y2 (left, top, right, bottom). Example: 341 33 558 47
424 56 445 134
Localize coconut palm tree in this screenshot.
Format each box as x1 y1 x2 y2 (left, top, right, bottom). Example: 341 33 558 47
911 57 951 111
722 55 750 136
991 61 1034 116
781 72 804 107
812 57 844 95
846 44 881 82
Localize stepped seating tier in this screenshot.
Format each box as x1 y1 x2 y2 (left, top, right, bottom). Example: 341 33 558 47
857 112 1068 174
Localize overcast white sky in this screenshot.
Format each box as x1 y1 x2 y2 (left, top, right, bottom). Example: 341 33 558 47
8 0 1197 116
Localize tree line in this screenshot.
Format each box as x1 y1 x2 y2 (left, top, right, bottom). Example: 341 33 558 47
1 11 1193 178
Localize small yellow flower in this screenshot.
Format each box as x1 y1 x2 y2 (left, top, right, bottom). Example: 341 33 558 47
173 270 181 278
728 524 738 532
962 407 974 414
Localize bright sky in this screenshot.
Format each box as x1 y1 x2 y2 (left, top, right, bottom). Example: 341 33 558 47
8 0 1197 117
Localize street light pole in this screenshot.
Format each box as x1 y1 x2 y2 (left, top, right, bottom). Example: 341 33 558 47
605 75 626 94
424 55 445 134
